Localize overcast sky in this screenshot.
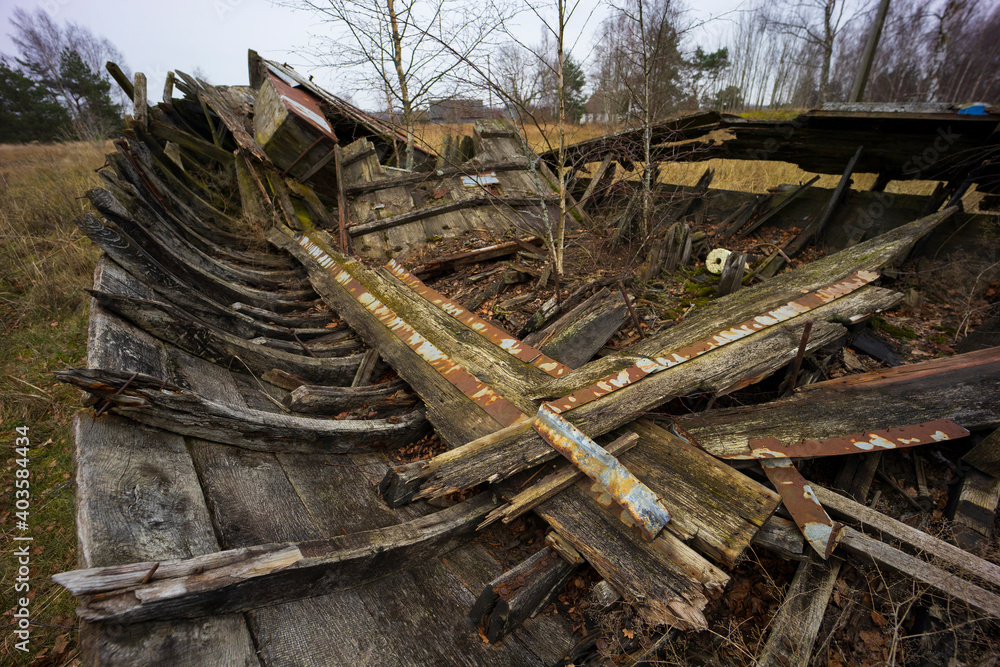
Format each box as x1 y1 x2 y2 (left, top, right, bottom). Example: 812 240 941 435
0 0 749 109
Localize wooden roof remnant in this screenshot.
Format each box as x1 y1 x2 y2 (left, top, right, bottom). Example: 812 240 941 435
53 53 1000 665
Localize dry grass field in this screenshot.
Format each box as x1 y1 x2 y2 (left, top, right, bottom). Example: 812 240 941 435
1 141 106 666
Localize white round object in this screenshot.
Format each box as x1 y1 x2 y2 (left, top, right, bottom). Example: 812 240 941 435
705 248 732 275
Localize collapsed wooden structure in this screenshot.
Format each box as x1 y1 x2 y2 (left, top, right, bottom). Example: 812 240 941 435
55 52 1000 665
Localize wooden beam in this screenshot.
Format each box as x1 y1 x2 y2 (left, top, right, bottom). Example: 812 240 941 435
677 347 1000 459
88 290 363 385
480 431 640 528
469 546 578 643
813 483 1000 589
838 527 1000 619
390 285 900 504
950 468 1000 552
53 493 499 624
148 119 234 165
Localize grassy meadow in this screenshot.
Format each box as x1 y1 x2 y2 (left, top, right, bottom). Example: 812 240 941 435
1 141 106 665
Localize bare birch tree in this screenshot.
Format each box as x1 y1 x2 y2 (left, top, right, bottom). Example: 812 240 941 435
290 0 512 169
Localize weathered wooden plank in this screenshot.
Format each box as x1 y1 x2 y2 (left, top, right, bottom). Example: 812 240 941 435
534 480 727 629
59 368 428 454
539 208 955 396
525 288 628 368
732 176 820 239
79 212 321 342
812 483 1000 589
622 421 779 568
964 427 1000 478
755 450 881 667
839 527 1000 619
270 225 510 446
149 118 233 165
76 263 259 665
950 468 1000 551
349 195 558 237
89 187 317 310
481 431 640 528
355 561 545 666
285 379 412 414
676 347 1000 459
58 492 501 623
470 546 578 643
756 558 841 667
174 70 270 163
441 543 576 664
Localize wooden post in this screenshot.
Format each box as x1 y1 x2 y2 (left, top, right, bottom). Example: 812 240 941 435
334 144 349 253
162 72 175 104
133 72 148 130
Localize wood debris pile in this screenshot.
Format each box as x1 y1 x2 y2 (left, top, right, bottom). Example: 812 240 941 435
53 53 1000 665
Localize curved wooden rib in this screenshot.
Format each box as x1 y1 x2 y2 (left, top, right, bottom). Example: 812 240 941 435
88 188 318 312
56 368 429 454
88 289 363 385
77 212 331 342
96 169 311 290
106 149 295 270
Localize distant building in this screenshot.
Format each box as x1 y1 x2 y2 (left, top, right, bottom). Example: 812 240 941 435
427 98 487 123
582 92 612 124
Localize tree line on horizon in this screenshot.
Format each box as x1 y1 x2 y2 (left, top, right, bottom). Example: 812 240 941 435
1 8 127 143
3 0 999 147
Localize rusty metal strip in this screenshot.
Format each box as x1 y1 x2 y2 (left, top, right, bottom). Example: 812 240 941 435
545 270 880 414
294 233 524 427
385 259 570 378
724 419 969 460
533 404 670 541
761 457 842 559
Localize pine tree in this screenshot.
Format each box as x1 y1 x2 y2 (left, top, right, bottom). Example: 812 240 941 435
563 57 586 122
0 59 70 142
57 48 121 140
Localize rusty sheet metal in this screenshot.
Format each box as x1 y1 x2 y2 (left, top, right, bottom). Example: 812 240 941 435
761 458 842 559
267 73 338 141
724 419 969 460
294 233 524 427
386 259 570 378
544 270 880 414
533 404 670 541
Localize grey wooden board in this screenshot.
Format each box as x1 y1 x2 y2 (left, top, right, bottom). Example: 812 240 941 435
356 564 544 666
77 255 259 666
191 436 560 665
80 615 258 667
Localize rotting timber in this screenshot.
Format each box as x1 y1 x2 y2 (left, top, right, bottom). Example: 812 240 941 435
53 50 1000 666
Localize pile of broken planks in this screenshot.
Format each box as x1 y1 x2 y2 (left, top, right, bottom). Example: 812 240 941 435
52 53 1000 666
